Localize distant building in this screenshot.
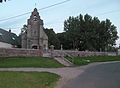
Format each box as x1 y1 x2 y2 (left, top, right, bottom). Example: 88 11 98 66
0 28 20 48
21 8 48 49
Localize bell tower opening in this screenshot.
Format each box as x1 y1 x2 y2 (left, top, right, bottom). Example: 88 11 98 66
33 15 37 21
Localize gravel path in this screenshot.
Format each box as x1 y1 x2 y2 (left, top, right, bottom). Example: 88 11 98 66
0 61 119 88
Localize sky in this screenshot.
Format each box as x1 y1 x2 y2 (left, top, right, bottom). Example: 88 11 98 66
0 0 120 46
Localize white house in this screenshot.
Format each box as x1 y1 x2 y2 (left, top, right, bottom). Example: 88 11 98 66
0 28 20 48
0 42 12 48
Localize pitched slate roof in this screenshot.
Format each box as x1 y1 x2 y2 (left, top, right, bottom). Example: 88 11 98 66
0 28 20 45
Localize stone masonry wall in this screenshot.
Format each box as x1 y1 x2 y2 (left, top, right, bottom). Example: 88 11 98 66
52 50 107 57
0 48 42 57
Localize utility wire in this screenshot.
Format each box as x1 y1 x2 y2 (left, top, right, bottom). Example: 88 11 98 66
38 0 70 11
5 9 120 30
0 0 71 22
97 10 120 16
6 27 21 29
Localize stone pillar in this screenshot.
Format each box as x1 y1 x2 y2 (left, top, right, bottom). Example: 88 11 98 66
61 44 63 51
50 45 54 58
117 49 120 56
40 46 43 57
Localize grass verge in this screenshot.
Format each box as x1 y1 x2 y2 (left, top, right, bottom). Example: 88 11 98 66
0 57 64 68
0 71 60 88
66 56 120 66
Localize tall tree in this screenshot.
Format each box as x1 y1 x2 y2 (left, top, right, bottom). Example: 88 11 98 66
44 28 60 49
57 32 72 49
0 0 6 3
63 14 118 51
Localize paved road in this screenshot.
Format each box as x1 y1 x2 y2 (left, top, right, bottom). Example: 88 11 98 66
62 62 120 88
0 61 120 88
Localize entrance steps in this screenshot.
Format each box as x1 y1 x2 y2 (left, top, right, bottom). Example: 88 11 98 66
54 57 74 66
43 52 73 66
43 53 51 58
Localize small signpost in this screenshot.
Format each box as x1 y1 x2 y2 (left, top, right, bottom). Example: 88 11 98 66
61 44 63 51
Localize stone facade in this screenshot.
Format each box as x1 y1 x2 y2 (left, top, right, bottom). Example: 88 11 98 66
21 8 48 49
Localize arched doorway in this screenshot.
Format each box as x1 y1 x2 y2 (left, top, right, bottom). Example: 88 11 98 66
32 45 38 49
32 44 38 49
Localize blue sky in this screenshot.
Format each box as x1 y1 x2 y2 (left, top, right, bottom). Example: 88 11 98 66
0 0 120 46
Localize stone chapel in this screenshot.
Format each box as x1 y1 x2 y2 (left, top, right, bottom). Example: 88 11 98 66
21 8 48 49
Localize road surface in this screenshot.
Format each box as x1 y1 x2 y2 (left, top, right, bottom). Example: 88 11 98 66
62 62 120 88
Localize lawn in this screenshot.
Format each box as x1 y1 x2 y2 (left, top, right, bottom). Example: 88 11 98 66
66 56 120 66
0 71 60 88
0 57 64 68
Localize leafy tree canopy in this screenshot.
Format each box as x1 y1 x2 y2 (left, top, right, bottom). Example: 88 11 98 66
58 14 118 51
0 0 6 3
44 28 60 49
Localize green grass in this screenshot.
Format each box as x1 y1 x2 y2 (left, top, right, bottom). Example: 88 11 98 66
66 56 120 66
0 57 64 68
0 71 60 88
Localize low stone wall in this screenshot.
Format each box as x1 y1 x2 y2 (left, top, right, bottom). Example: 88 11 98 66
52 50 107 57
0 48 42 57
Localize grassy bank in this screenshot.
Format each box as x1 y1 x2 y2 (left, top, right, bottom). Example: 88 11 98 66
0 71 60 88
0 57 64 68
66 56 120 66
